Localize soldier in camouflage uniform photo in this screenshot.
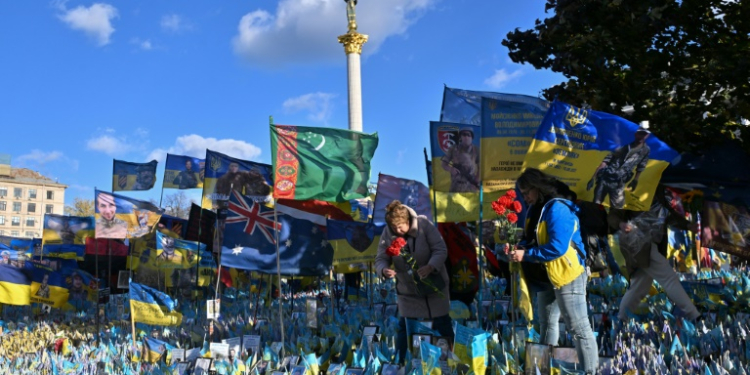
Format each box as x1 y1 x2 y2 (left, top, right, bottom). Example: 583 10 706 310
587 126 651 209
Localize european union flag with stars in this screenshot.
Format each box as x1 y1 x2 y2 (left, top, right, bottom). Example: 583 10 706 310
220 190 333 276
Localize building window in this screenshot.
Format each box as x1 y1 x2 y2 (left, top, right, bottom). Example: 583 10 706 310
0 187 6 197
27 203 36 213
46 191 54 200
28 189 37 199
11 231 19 237
26 217 34 226
0 230 3 236
11 216 20 226
0 216 4 225
25 231 35 238
12 202 21 212
45 204 54 214
14 188 22 198
0 201 5 211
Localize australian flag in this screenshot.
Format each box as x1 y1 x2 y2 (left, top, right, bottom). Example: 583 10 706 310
220 190 334 276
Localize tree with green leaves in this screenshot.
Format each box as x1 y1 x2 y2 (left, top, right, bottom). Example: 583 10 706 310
503 0 749 152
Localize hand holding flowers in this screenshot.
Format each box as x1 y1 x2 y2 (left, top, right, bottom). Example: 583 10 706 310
491 190 524 262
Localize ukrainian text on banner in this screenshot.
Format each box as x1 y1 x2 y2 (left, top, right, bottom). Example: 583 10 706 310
201 149 272 210
429 122 498 222
270 124 378 202
327 219 384 266
95 190 163 239
523 101 678 211
163 154 205 190
702 201 750 260
112 159 158 191
43 214 94 260
129 281 183 326
372 173 432 225
480 96 548 192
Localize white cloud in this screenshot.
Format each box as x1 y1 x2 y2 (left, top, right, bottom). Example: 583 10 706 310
58 3 119 46
87 135 130 155
161 14 190 32
16 150 63 164
484 68 524 89
15 150 78 171
130 38 153 50
147 135 262 163
283 92 337 123
232 0 435 66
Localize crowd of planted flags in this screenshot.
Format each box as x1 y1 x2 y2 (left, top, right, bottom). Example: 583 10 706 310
0 87 748 374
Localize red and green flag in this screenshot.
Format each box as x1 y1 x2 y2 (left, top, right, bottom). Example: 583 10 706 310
270 124 378 202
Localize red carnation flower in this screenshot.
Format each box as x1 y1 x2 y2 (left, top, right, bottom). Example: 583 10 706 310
499 196 512 208
512 201 523 213
386 237 406 257
505 190 517 199
492 201 506 216
507 213 518 224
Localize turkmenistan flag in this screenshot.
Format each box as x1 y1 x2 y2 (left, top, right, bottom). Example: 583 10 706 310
270 124 378 202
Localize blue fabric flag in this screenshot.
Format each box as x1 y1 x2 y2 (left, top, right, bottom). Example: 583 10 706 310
441 85 548 125
220 190 333 276
373 173 432 225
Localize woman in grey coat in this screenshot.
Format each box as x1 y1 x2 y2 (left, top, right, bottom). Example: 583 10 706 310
375 200 452 363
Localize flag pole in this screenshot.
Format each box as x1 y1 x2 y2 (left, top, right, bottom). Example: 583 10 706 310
329 267 335 323
251 272 263 325
274 204 286 359
368 262 373 311
95 235 101 347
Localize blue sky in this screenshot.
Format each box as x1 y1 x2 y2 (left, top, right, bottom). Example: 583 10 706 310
0 0 564 207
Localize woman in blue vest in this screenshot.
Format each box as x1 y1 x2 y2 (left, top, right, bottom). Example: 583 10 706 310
505 168 598 373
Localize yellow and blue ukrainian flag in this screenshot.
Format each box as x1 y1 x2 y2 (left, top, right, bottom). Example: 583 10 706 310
29 264 69 308
326 219 384 267
144 337 173 363
0 264 31 305
129 281 183 326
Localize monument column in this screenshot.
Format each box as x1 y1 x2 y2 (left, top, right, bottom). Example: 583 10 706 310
338 0 368 132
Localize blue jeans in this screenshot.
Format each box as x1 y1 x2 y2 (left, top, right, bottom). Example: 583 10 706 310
535 272 598 373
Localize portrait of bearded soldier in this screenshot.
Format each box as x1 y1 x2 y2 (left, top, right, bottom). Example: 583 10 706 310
213 162 271 205
441 127 480 193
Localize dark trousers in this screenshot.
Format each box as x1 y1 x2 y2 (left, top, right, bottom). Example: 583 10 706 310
396 314 454 364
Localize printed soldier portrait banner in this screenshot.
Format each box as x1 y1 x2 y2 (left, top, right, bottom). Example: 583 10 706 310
201 150 273 210
112 159 158 192
523 101 678 211
94 190 163 239
163 154 205 190
429 121 486 222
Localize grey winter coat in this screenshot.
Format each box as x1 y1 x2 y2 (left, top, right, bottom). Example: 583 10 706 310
375 206 450 319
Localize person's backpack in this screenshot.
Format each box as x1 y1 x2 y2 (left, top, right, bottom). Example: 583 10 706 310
575 201 610 273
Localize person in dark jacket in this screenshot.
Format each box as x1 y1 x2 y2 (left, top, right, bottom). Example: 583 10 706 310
608 185 700 321
375 200 452 364
501 169 598 374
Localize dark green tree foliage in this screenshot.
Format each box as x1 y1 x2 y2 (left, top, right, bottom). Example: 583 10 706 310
503 0 749 152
